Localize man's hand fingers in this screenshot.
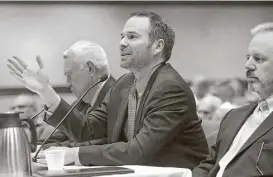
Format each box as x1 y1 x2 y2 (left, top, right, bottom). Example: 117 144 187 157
13 56 28 70
36 56 44 69
7 57 25 73
7 63 23 79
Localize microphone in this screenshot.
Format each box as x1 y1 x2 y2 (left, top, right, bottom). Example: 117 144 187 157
32 74 109 162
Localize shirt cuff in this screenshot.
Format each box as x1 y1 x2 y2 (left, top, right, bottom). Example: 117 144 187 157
74 147 82 166
40 85 61 107
43 99 61 120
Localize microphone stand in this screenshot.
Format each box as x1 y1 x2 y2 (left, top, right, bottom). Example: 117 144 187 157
21 109 44 127
32 75 108 162
30 109 45 120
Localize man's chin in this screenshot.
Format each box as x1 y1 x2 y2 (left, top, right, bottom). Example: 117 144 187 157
248 84 261 94
120 62 131 69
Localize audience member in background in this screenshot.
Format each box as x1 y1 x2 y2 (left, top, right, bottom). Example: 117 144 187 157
191 75 212 105
10 94 67 144
43 40 115 149
7 12 208 169
209 80 238 122
197 94 223 121
193 22 273 177
229 78 247 105
197 94 223 146
10 94 38 120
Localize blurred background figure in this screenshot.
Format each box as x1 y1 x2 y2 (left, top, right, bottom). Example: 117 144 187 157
191 75 213 107
208 80 238 122
197 94 223 121
197 94 223 146
10 94 39 121
10 94 67 144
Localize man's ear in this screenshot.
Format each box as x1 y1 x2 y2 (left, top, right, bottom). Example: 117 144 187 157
153 39 164 56
86 61 96 74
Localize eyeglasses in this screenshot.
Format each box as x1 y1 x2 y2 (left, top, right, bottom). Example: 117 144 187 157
256 141 264 176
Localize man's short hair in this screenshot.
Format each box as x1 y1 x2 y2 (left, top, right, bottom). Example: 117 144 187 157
251 22 273 36
130 12 175 62
67 40 109 75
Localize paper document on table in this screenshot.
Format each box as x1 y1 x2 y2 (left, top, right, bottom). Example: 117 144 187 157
35 166 134 177
99 165 192 177
53 165 191 177
63 165 106 170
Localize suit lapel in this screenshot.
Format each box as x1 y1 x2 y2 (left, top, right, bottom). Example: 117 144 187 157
111 75 134 142
235 110 273 157
218 103 257 158
135 63 166 132
93 75 115 108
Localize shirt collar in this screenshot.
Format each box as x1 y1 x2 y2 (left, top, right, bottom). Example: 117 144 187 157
135 62 164 98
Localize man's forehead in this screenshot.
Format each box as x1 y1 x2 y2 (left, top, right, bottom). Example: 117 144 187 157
122 16 150 34
248 32 273 55
63 48 74 58
63 50 79 64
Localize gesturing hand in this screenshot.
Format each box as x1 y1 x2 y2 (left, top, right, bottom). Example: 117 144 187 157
7 56 50 96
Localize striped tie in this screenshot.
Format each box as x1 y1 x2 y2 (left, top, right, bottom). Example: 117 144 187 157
127 81 137 141
258 99 269 119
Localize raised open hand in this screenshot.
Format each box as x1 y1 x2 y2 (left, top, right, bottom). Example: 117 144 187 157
7 56 50 95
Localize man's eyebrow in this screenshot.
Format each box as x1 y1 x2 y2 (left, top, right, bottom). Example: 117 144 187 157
128 31 139 35
121 31 139 35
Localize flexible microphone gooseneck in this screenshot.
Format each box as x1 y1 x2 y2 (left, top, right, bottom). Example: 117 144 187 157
30 109 45 120
21 109 44 127
32 74 109 162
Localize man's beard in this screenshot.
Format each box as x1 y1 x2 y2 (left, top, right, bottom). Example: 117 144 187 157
120 57 133 69
248 79 273 96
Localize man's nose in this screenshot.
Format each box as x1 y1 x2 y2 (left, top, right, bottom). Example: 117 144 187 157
120 38 128 50
245 56 256 71
66 75 72 85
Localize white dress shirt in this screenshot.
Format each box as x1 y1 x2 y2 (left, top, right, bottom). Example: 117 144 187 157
216 95 273 177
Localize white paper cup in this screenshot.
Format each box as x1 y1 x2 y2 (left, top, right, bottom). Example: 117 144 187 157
44 149 65 171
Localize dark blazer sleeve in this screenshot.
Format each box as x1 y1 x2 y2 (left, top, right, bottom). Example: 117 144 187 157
192 109 234 177
45 92 110 142
43 137 107 149
192 144 218 177
78 81 191 165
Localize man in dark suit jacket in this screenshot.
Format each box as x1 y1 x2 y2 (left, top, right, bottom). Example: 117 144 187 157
42 40 115 148
7 12 208 169
193 23 273 177
43 75 115 149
